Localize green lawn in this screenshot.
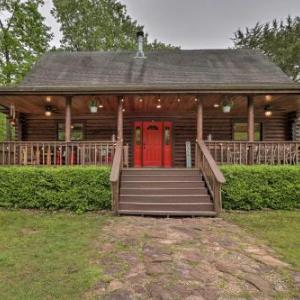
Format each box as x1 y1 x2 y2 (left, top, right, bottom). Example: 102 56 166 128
0 209 109 300
224 210 300 269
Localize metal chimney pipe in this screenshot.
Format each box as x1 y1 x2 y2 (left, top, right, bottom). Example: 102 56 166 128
135 30 145 58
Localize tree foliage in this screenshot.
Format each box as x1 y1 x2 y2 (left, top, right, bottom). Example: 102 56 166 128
0 0 52 85
51 0 177 51
233 16 300 82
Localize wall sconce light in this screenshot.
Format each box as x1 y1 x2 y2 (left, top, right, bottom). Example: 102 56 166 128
264 105 272 117
45 106 52 117
213 103 220 108
46 96 52 102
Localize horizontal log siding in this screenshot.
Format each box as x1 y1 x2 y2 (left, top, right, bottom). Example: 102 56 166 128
22 111 291 167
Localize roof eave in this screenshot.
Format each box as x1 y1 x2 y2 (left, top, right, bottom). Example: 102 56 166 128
0 84 300 95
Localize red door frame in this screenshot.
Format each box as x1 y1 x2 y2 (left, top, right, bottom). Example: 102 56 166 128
133 121 173 167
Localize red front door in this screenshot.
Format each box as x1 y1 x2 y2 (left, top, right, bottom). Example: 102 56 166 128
133 121 173 167
143 121 163 167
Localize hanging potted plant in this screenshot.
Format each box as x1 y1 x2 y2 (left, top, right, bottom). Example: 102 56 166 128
221 96 234 113
89 99 99 113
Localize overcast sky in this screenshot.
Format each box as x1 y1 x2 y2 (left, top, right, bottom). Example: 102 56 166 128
42 0 299 49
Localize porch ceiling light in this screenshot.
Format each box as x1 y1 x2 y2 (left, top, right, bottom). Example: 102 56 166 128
156 95 161 108
45 106 52 117
265 95 272 102
264 105 272 117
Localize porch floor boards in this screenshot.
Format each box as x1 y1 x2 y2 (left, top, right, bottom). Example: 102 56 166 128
118 168 216 217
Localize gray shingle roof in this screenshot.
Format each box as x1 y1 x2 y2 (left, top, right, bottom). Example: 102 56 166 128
14 49 300 91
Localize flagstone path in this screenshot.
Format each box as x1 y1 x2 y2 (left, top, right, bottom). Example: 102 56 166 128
86 216 299 300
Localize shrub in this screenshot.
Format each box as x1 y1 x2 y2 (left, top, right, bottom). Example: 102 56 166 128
220 165 300 210
0 166 111 212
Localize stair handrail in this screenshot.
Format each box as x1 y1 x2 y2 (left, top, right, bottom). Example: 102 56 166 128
195 140 225 215
110 141 123 213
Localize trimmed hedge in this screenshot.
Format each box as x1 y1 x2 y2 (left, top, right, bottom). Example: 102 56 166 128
0 166 111 212
220 165 300 210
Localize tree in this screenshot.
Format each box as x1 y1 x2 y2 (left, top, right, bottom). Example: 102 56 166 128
0 0 52 85
233 16 300 82
51 0 177 51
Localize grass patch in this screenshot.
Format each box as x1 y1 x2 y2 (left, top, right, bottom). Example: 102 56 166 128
0 209 110 299
224 210 300 269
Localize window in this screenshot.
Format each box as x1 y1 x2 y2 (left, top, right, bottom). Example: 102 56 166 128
233 122 262 141
135 126 141 145
58 123 84 141
147 125 159 131
164 127 171 145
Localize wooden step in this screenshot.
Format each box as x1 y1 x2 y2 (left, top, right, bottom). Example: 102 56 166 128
118 168 215 217
118 202 214 212
120 195 211 203
121 175 203 181
118 210 217 217
120 187 208 195
121 181 205 188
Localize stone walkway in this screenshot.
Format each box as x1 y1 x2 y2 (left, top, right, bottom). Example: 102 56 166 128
87 216 299 300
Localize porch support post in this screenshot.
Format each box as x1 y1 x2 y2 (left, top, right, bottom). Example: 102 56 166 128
117 96 123 142
197 96 204 141
247 95 255 164
247 96 255 142
65 96 72 142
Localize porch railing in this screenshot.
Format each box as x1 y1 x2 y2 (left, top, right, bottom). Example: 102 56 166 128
195 141 226 215
206 141 300 165
0 141 118 166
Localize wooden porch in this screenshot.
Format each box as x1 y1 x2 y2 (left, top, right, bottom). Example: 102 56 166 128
0 92 299 216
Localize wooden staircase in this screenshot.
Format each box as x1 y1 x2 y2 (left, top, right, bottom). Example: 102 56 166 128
118 168 216 216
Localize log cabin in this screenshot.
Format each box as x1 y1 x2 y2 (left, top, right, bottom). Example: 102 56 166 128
0 31 299 216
